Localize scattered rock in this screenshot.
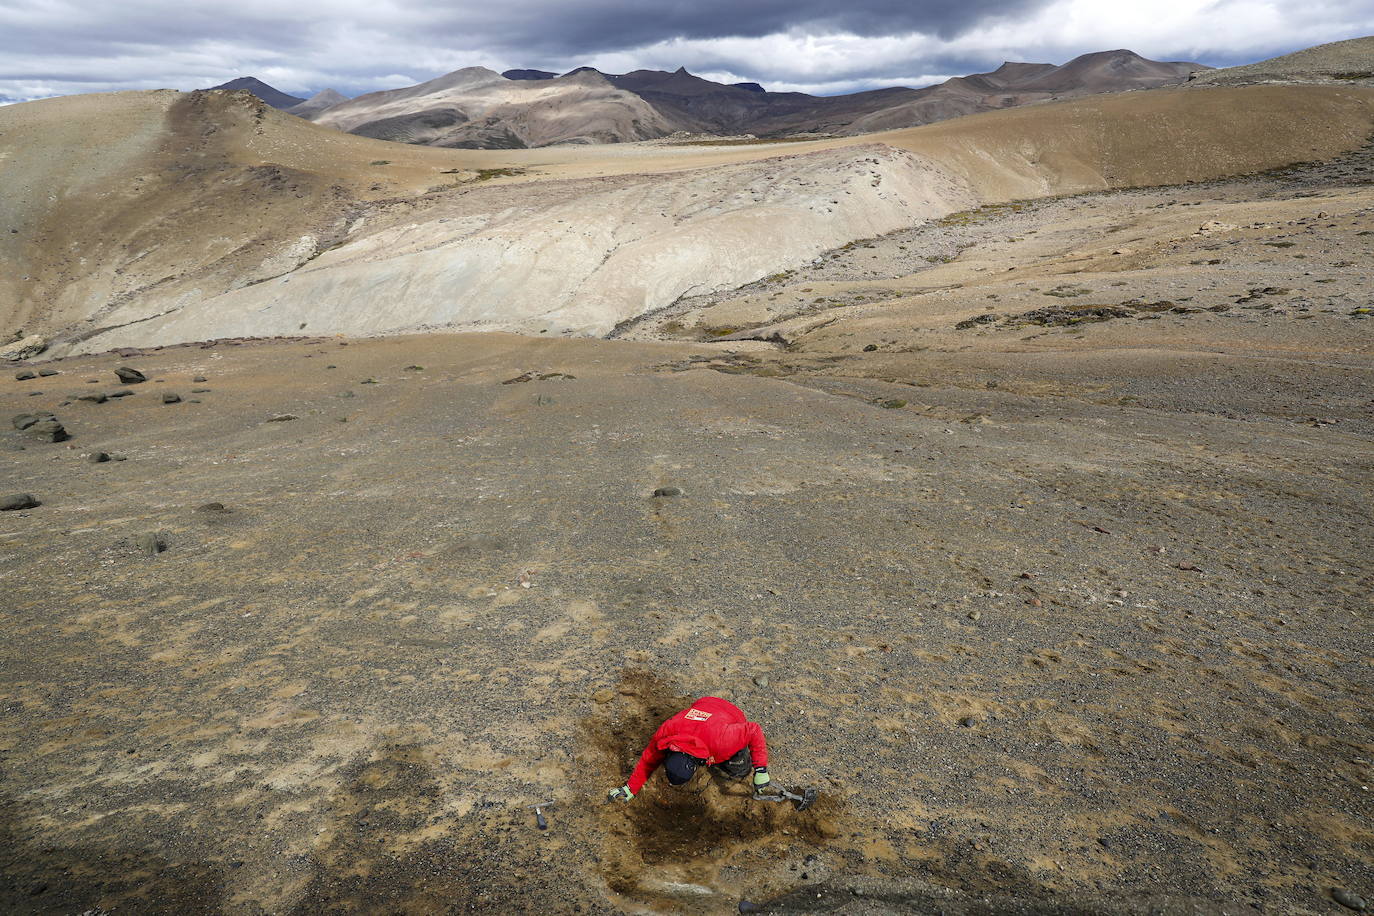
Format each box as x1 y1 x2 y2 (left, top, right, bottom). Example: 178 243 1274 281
739 903 762 915
862 344 879 352
1332 888 1367 911
38 369 58 377
1 493 40 511
652 486 683 498
107 390 134 398
87 452 110 464
955 313 999 330
136 532 168 555
26 418 68 442
115 367 147 384
76 392 108 403
12 413 45 430
266 414 298 422
191 388 211 393
753 675 769 688
967 611 982 621
959 716 979 728
195 502 226 513
0 334 47 360
1175 562 1201 571
14 370 35 381
503 371 576 384
192 375 207 382
880 399 907 409
162 393 182 404
1018 572 1037 580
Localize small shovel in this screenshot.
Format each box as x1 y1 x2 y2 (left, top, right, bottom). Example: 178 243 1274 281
751 785 819 811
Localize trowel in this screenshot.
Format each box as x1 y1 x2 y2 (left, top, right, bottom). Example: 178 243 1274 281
751 784 819 811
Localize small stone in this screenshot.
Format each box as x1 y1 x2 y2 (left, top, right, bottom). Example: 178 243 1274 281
1 493 39 511
325 364 337 369
107 390 134 398
14 370 35 380
136 532 167 555
196 502 226 513
739 902 762 914
592 688 614 704
38 369 58 377
880 399 907 409
753 675 769 688
88 452 110 463
959 716 978 728
115 367 147 384
191 388 211 393
192 375 207 382
12 412 45 430
652 486 683 498
1018 572 1036 579
266 414 298 422
862 344 878 352
76 392 107 403
1332 888 1367 911
967 611 982 621
162 392 181 404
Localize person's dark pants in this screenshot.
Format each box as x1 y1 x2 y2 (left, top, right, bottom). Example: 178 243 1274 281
710 747 752 779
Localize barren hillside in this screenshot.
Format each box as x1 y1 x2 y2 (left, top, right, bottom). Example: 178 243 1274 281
2 56 1372 916
3 83 1373 357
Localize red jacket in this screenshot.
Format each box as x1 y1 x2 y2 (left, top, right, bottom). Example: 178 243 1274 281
627 697 768 794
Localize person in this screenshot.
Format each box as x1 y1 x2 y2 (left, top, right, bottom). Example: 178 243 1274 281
608 696 771 801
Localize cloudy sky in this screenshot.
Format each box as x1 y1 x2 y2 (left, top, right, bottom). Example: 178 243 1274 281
1 0 1371 103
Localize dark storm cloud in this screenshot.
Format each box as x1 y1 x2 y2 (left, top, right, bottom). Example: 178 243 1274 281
412 0 1050 56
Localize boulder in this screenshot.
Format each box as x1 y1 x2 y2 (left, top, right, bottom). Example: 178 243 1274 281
27 418 68 442
115 367 147 384
37 369 58 377
14 371 36 381
0 335 47 361
137 531 168 555
162 392 182 404
1 493 39 511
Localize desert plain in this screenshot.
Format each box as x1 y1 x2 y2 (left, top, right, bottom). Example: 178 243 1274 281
1 58 1372 916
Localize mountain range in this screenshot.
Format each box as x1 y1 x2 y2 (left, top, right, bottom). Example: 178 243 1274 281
217 49 1205 149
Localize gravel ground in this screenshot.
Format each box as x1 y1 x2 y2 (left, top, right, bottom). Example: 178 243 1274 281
0 299 1369 913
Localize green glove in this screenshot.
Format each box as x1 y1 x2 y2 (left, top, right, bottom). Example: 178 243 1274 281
608 785 635 802
752 767 771 790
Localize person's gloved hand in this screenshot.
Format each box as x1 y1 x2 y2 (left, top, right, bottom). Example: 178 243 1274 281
752 767 771 790
608 785 635 802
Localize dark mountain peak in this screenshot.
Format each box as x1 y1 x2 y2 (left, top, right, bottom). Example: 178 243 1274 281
732 82 766 93
673 66 691 76
209 77 306 109
503 69 556 81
